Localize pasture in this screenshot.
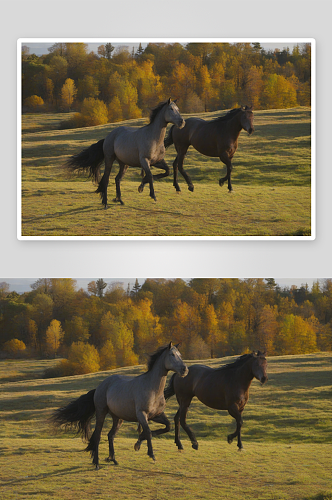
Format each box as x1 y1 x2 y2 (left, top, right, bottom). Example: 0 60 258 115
0 353 331 500
20 107 312 237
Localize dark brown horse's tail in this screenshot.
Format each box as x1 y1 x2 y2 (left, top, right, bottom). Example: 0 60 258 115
164 373 176 400
50 389 96 441
65 139 105 183
164 125 175 149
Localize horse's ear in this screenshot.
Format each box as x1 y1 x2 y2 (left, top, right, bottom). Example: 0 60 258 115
175 342 181 348
168 341 173 349
173 99 178 104
167 97 172 104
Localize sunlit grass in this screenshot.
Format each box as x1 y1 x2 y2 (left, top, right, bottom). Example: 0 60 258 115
0 353 331 500
20 107 312 237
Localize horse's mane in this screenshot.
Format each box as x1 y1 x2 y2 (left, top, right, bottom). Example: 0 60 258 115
213 107 242 122
149 101 168 124
216 353 253 371
146 345 169 372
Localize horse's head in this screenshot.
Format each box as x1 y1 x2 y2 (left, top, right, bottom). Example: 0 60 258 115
252 350 268 384
164 341 188 377
164 98 185 129
240 105 255 135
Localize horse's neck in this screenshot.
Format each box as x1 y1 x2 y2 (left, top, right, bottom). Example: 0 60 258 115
145 357 168 395
225 113 243 138
147 110 167 144
235 359 254 390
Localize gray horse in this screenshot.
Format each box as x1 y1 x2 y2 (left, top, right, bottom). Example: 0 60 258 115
65 99 185 207
51 342 188 469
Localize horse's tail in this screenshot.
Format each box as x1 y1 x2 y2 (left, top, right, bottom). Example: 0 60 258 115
164 125 175 149
164 373 176 400
65 139 105 183
50 389 96 441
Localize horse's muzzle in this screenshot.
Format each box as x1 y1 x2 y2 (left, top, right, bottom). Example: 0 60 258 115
248 127 254 135
181 365 189 377
260 375 268 384
178 119 186 129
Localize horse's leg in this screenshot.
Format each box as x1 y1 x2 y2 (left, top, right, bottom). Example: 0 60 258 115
134 412 171 451
227 403 244 450
218 152 233 192
113 162 128 205
138 160 170 193
106 416 123 465
140 158 156 201
174 408 183 449
179 401 198 450
96 154 116 209
177 151 194 192
136 410 155 461
86 408 107 470
173 156 181 192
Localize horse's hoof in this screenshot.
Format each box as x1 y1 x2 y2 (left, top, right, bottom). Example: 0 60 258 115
149 454 156 462
228 188 233 193
134 442 141 452
95 465 100 470
151 196 157 202
104 204 108 210
219 180 224 187
188 186 194 192
113 459 119 465
192 443 198 450
138 185 144 193
238 447 243 452
227 436 233 444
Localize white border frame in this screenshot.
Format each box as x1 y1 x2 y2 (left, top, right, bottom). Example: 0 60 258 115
17 38 316 241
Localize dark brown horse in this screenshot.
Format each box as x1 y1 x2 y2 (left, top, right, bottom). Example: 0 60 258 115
164 106 254 193
164 351 267 451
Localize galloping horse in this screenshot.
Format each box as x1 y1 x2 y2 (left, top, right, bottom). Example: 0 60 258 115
51 343 188 469
164 351 267 451
65 99 185 207
163 106 255 193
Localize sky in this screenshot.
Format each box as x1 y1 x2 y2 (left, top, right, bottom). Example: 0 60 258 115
0 278 322 294
24 42 299 57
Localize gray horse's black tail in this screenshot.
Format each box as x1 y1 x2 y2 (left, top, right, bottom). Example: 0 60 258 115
50 389 96 441
164 373 176 400
65 139 105 183
164 126 175 149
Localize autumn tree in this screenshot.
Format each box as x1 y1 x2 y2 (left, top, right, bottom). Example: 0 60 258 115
3 339 27 357
45 319 64 357
60 78 77 111
60 341 100 375
24 95 44 110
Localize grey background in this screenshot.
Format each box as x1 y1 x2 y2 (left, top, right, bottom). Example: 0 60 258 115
2 0 330 281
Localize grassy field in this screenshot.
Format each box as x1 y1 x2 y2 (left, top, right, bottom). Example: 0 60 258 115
0 353 331 500
20 107 312 237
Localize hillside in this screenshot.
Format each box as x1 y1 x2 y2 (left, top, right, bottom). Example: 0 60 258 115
0 353 331 499
20 107 312 237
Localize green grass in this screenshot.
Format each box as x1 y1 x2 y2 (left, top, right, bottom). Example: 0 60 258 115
20 107 312 237
0 353 331 499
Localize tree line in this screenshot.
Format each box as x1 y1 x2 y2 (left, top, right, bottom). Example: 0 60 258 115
0 278 330 375
21 42 311 127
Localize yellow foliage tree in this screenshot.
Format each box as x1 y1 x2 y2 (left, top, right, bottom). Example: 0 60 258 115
262 74 297 109
61 78 77 111
60 341 100 375
99 340 116 370
45 319 64 357
108 96 123 123
79 97 109 127
3 339 26 357
24 95 44 110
